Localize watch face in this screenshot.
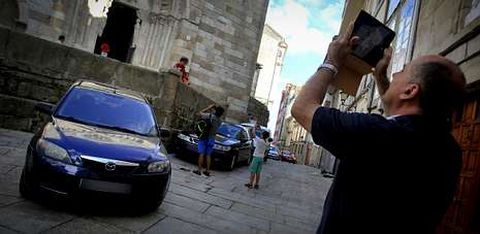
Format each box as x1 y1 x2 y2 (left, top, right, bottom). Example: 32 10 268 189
351 10 396 67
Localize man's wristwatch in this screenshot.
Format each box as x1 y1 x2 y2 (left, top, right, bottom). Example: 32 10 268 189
317 63 338 76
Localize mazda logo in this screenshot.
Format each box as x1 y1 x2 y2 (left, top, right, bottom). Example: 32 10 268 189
105 162 116 171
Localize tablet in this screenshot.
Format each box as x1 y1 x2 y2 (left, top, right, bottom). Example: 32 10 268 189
351 10 396 67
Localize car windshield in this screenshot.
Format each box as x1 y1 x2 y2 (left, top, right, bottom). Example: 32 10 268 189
217 123 243 139
255 129 263 137
54 87 158 136
245 126 267 138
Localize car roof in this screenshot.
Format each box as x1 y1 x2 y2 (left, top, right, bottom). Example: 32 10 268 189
73 80 147 103
240 123 270 131
222 122 247 130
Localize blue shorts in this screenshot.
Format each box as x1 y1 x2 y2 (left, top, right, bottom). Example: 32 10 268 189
198 138 215 156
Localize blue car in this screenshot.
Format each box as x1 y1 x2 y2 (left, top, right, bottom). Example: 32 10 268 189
19 81 171 212
175 123 252 170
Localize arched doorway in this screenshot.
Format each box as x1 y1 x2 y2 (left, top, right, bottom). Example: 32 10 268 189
94 1 137 63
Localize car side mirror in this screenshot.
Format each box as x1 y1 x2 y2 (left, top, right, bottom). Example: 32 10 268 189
35 102 55 115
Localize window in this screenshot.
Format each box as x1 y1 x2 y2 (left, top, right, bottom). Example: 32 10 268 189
387 0 401 20
465 0 480 26
374 0 386 20
55 87 158 136
387 0 416 77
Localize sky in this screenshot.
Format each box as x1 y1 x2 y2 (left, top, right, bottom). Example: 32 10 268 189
265 0 345 131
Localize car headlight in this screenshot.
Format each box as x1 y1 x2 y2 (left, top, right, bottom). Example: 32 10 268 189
147 160 170 173
37 139 72 164
213 144 231 151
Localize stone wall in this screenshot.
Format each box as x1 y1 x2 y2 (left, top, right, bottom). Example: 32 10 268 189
1 0 270 124
0 26 215 132
247 97 269 126
170 0 270 123
413 0 480 88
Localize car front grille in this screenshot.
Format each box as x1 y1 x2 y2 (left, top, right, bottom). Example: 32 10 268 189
80 155 141 176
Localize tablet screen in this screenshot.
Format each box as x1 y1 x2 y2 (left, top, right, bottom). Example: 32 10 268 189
351 10 396 67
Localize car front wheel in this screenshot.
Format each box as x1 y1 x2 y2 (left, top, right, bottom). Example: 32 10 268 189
19 168 36 199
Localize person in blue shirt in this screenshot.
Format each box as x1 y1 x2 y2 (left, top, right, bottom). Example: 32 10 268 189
193 104 224 177
292 22 466 234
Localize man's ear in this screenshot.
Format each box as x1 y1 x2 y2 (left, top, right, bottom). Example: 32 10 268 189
400 83 420 100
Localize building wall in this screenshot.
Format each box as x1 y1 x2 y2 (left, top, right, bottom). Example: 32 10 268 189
2 0 270 124
274 83 299 142
273 83 326 166
247 97 269 126
253 24 287 106
343 0 480 113
413 0 480 86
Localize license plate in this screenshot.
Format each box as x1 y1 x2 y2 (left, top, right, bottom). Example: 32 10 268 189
80 179 131 194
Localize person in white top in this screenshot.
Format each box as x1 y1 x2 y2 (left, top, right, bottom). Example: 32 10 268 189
245 130 270 189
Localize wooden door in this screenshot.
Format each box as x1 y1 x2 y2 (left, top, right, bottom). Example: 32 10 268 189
438 96 480 234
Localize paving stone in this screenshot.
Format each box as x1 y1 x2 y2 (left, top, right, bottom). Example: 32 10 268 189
91 211 166 232
171 176 213 193
275 205 320 224
159 202 255 233
168 184 233 209
270 221 314 234
164 192 211 213
0 147 26 167
0 201 75 233
208 187 275 210
229 202 277 222
0 166 22 197
0 164 16 175
0 226 17 234
205 205 270 231
0 194 23 207
283 214 319 233
144 217 217 234
45 218 133 234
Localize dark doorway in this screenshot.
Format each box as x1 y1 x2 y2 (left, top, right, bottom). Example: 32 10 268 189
94 1 137 62
0 0 19 28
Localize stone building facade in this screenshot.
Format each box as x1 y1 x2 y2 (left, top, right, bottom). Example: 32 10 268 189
251 24 287 130
339 0 480 233
0 0 269 123
273 83 323 167
251 24 287 107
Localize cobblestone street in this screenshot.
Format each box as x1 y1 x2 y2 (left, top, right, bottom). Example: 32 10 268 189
0 128 332 234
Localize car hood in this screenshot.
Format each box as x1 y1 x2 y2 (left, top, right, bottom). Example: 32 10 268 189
42 119 162 163
268 150 279 155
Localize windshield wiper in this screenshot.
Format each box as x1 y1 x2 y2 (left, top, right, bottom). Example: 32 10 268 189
216 132 229 138
55 115 91 126
96 124 149 136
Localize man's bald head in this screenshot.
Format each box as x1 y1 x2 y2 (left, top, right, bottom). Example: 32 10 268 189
409 55 466 120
